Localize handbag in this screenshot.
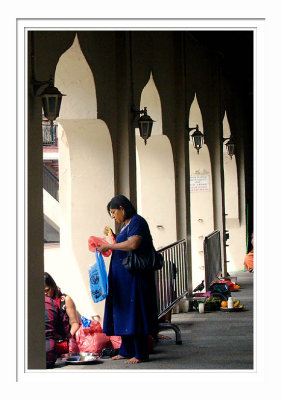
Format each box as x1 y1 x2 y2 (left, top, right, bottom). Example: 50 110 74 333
88 249 108 303
122 244 164 272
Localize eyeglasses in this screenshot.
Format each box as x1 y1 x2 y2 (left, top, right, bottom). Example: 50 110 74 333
110 209 118 216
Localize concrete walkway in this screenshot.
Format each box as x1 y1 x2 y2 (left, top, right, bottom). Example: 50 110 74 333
55 271 253 371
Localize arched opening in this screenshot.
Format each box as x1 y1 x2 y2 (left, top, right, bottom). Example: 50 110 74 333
189 94 214 290
136 72 177 249
43 35 115 320
223 111 246 271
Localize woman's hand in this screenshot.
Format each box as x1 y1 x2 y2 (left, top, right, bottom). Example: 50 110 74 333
97 242 112 253
103 226 110 236
65 296 80 337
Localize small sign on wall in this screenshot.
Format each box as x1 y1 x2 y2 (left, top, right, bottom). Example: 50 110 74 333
190 174 210 192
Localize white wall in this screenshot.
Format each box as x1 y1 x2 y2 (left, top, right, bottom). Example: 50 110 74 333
55 35 97 120
136 73 177 249
223 112 246 271
44 35 115 322
136 135 177 249
57 119 114 321
43 189 60 231
140 72 163 136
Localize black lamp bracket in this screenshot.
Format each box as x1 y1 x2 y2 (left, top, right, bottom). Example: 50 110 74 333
187 124 199 134
32 77 54 96
132 106 148 120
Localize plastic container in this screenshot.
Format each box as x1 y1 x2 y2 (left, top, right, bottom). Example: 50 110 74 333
179 298 189 313
199 303 205 313
227 296 234 309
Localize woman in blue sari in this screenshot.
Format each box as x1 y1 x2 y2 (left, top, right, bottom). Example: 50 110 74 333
97 195 158 364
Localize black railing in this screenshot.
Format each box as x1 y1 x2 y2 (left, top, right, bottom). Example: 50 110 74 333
43 164 59 201
156 239 189 344
204 230 222 290
42 122 57 146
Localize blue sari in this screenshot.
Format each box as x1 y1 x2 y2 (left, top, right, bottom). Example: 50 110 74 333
103 214 158 358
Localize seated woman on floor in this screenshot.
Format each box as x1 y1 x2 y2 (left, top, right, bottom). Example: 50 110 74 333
44 272 80 353
45 295 70 368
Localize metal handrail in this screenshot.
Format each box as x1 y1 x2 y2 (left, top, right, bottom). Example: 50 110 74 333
156 239 189 317
155 239 189 344
204 230 222 290
43 164 59 201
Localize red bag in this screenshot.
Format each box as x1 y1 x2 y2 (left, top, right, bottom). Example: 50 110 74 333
69 336 80 353
90 320 103 333
93 333 111 354
88 236 112 257
74 321 111 354
109 336 122 349
220 279 235 290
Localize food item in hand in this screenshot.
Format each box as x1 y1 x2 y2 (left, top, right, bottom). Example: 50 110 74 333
106 226 116 243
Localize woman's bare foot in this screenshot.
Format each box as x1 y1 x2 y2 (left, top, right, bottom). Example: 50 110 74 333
125 357 142 364
111 354 127 360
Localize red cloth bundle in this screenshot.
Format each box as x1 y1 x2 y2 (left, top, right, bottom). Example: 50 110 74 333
88 236 112 257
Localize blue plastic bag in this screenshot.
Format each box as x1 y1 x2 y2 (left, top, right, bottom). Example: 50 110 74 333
88 249 108 303
81 316 92 327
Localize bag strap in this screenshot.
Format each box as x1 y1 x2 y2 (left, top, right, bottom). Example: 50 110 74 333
95 247 99 259
95 247 104 262
60 294 67 312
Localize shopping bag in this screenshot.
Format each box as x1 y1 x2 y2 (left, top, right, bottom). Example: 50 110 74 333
81 316 92 327
109 336 122 349
88 236 112 257
89 249 108 303
74 328 111 354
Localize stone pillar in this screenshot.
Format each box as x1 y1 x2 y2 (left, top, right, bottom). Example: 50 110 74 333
173 33 193 296
27 32 45 369
114 32 137 207
206 122 227 277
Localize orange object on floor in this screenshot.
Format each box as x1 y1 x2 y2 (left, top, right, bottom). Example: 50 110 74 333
244 250 254 271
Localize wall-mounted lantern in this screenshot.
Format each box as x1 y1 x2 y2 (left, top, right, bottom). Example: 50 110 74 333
33 78 65 128
188 125 205 154
31 32 65 128
223 136 235 159
40 79 65 128
132 106 154 145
